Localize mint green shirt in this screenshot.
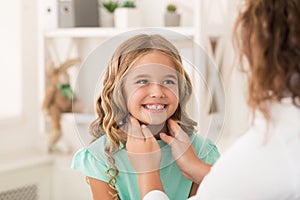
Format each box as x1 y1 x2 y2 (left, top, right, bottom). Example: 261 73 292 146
71 134 220 200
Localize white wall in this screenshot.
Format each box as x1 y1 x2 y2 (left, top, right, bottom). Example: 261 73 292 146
0 0 39 153
137 0 194 27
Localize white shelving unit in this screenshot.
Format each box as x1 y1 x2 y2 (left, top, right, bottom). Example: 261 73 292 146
44 27 195 38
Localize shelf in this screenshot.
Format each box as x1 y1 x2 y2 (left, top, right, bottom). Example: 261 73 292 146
62 113 96 125
44 27 195 39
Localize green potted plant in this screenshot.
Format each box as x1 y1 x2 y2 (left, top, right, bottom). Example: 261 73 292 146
122 1 136 8
99 0 119 27
164 3 180 26
167 4 177 12
114 0 141 28
102 0 119 13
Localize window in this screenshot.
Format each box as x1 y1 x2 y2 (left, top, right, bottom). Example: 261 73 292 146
0 0 22 120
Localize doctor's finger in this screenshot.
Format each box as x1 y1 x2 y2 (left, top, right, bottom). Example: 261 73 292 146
141 125 155 140
168 119 189 141
127 116 143 139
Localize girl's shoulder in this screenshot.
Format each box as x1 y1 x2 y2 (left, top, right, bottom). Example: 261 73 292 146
71 135 110 182
189 133 220 165
87 134 109 151
189 133 215 147
71 135 110 167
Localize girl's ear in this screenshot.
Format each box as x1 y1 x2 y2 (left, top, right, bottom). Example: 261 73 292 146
118 115 130 132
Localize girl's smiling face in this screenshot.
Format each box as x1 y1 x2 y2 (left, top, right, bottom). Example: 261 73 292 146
123 51 179 126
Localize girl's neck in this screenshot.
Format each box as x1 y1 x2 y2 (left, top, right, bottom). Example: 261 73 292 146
146 123 168 140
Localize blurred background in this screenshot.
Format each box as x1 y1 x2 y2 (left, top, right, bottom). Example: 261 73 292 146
0 0 249 199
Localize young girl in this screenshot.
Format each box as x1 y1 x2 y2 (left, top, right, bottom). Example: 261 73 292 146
71 34 220 200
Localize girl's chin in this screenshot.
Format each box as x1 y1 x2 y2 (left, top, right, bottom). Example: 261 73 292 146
137 116 168 126
137 120 166 126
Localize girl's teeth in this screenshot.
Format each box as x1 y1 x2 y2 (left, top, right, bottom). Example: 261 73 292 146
145 105 164 110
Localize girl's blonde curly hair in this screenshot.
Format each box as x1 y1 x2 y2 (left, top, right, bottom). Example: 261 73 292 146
89 34 197 199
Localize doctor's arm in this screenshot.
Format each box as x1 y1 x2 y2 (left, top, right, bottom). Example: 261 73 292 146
125 117 164 199
160 119 212 184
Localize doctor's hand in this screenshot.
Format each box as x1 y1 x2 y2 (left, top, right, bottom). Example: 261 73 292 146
125 116 162 173
125 116 164 198
160 119 211 184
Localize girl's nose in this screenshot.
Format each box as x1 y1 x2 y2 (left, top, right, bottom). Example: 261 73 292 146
149 83 165 98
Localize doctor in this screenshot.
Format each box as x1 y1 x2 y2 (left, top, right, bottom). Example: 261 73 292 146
126 0 300 199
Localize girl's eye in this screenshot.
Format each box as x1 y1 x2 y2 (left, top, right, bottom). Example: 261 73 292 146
163 80 176 85
136 79 148 84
